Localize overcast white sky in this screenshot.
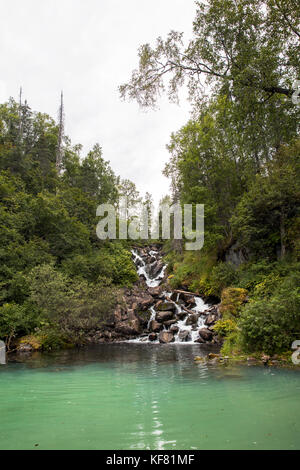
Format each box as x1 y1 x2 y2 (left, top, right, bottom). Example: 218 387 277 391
0 0 196 205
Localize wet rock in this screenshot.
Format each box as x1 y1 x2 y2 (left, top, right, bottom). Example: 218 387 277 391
138 310 152 328
179 293 196 304
115 317 142 336
149 320 163 333
139 274 147 285
149 333 157 342
17 343 33 352
159 331 175 344
205 314 217 327
194 337 205 344
178 330 192 342
148 286 162 298
170 292 178 302
163 319 178 329
198 328 213 342
176 311 187 321
150 261 164 278
186 297 196 308
194 356 204 362
156 301 177 312
155 311 175 323
135 295 155 311
185 313 199 326
170 325 179 334
208 353 220 360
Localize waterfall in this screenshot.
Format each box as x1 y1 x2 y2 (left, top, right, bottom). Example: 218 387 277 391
130 247 212 344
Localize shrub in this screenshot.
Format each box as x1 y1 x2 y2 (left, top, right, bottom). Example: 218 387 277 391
0 302 40 349
238 273 300 354
28 263 119 344
219 288 248 318
213 318 237 337
210 262 238 295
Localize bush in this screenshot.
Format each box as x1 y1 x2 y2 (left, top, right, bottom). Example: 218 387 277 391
210 262 238 295
61 243 138 287
213 318 237 337
219 288 248 318
0 302 40 349
238 273 300 354
28 263 119 344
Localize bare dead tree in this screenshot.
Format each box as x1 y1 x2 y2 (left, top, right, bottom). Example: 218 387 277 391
18 86 23 143
56 91 65 174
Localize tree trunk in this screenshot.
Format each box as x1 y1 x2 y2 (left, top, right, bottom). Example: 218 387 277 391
280 209 286 260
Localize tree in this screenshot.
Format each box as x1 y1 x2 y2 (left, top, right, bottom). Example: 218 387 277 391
120 0 299 108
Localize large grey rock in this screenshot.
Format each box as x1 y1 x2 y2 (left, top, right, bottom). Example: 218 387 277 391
185 314 199 326
159 331 175 344
156 301 177 312
205 314 217 327
198 328 213 342
149 320 163 333
115 317 142 336
170 325 179 334
155 311 175 323
178 330 192 342
163 319 178 329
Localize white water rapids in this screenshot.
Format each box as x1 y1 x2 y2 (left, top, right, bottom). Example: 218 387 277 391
130 249 209 344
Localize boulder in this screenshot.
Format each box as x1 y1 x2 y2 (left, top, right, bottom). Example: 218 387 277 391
136 295 155 311
17 343 33 352
149 320 163 333
205 314 217 327
156 301 177 312
179 293 196 304
176 311 187 321
155 311 175 323
159 331 175 344
149 261 164 278
148 286 162 298
163 319 178 329
178 330 192 342
185 314 199 326
198 328 213 342
170 292 179 302
208 353 220 360
170 325 179 334
115 317 142 336
194 337 205 344
138 310 152 328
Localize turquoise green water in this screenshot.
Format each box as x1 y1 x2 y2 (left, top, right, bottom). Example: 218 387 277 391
0 344 299 450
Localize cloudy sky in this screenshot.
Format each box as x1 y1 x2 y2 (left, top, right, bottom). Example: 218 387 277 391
0 0 196 205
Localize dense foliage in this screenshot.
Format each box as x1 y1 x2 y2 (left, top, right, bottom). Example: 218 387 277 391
0 98 138 349
123 0 300 356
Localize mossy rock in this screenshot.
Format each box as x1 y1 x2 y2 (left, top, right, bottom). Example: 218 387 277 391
219 288 248 318
18 335 44 351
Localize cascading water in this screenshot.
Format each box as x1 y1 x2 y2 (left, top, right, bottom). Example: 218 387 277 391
130 247 212 344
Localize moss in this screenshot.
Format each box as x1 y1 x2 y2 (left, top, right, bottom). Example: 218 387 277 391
219 288 248 318
18 335 44 351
